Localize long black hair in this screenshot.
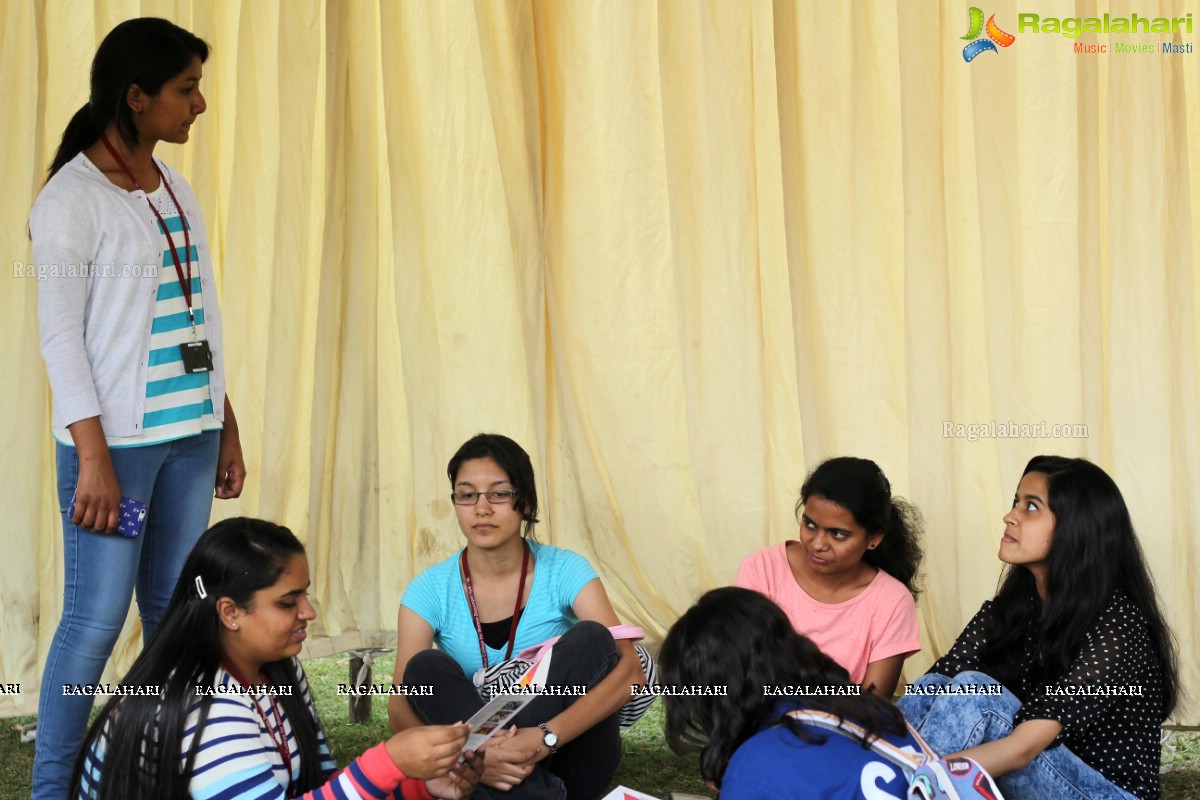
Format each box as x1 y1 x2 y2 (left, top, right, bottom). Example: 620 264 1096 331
659 587 908 789
448 433 541 539
799 456 924 597
68 518 325 799
47 17 209 180
983 456 1180 717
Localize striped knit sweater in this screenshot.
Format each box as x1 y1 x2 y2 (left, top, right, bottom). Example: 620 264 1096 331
77 659 433 800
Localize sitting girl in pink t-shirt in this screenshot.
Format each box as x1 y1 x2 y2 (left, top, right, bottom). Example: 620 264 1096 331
735 457 923 697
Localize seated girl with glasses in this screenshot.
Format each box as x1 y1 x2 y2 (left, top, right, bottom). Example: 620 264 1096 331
388 434 646 800
71 517 482 799
735 457 924 697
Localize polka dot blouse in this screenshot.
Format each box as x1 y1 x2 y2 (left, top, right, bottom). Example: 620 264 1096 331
929 592 1166 800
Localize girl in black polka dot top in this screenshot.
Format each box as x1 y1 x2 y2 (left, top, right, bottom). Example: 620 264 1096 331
898 456 1180 800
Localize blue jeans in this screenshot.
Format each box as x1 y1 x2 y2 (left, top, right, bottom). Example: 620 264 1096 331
33 431 220 799
898 672 1138 800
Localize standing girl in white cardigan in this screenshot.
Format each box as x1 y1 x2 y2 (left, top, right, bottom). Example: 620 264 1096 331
30 18 245 797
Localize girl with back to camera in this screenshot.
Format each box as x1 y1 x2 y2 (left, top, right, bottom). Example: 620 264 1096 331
71 517 482 799
660 587 931 799
31 18 245 796
736 457 923 697
899 456 1180 800
388 433 647 800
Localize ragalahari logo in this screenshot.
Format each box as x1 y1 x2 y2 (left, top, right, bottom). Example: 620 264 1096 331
962 7 1016 61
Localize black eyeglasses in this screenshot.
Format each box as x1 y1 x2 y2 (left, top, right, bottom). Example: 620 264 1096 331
451 490 518 506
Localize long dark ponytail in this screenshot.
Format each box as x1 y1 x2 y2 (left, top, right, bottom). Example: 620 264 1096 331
984 456 1180 717
798 456 924 597
47 17 209 181
68 518 325 799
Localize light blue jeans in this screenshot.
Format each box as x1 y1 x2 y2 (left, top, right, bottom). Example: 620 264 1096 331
898 672 1139 800
33 431 220 799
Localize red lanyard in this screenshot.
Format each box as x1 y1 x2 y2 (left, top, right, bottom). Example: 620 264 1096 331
461 542 530 668
222 661 295 797
99 133 197 336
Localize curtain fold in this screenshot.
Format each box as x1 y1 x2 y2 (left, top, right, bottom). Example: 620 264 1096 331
3 0 1196 725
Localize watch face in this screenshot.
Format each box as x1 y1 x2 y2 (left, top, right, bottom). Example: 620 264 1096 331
543 730 558 747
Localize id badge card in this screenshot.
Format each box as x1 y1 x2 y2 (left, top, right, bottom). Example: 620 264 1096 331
180 340 214 373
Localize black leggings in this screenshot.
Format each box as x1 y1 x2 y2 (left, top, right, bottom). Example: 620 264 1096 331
404 620 622 800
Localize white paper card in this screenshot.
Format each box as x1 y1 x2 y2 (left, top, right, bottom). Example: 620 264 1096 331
462 649 554 752
599 787 662 800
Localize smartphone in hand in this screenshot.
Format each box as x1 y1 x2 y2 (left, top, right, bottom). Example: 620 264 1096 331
68 493 148 538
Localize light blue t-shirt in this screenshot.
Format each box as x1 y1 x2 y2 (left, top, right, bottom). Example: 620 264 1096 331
401 542 598 675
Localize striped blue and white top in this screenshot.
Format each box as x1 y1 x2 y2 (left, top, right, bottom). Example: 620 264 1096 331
76 660 423 799
53 180 222 448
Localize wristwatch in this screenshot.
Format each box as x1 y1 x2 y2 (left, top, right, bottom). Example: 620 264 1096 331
537 723 559 755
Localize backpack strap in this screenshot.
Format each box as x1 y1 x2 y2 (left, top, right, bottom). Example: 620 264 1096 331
900 719 940 763
787 710 1007 800
786 710 930 774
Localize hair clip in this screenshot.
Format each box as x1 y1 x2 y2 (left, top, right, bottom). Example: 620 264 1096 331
194 575 207 599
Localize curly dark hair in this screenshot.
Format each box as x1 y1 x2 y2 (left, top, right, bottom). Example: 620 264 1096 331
799 456 924 597
659 587 909 789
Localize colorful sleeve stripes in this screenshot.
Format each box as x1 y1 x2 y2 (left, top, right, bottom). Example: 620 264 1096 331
190 743 431 800
78 662 437 800
185 665 431 800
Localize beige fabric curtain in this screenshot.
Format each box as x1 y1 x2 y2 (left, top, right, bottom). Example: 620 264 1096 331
2 0 1196 725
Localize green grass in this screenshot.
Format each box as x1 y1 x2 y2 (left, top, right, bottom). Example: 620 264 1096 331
300 652 713 797
3 652 1197 798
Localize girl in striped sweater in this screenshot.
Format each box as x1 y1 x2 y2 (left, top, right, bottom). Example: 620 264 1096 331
70 517 483 799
